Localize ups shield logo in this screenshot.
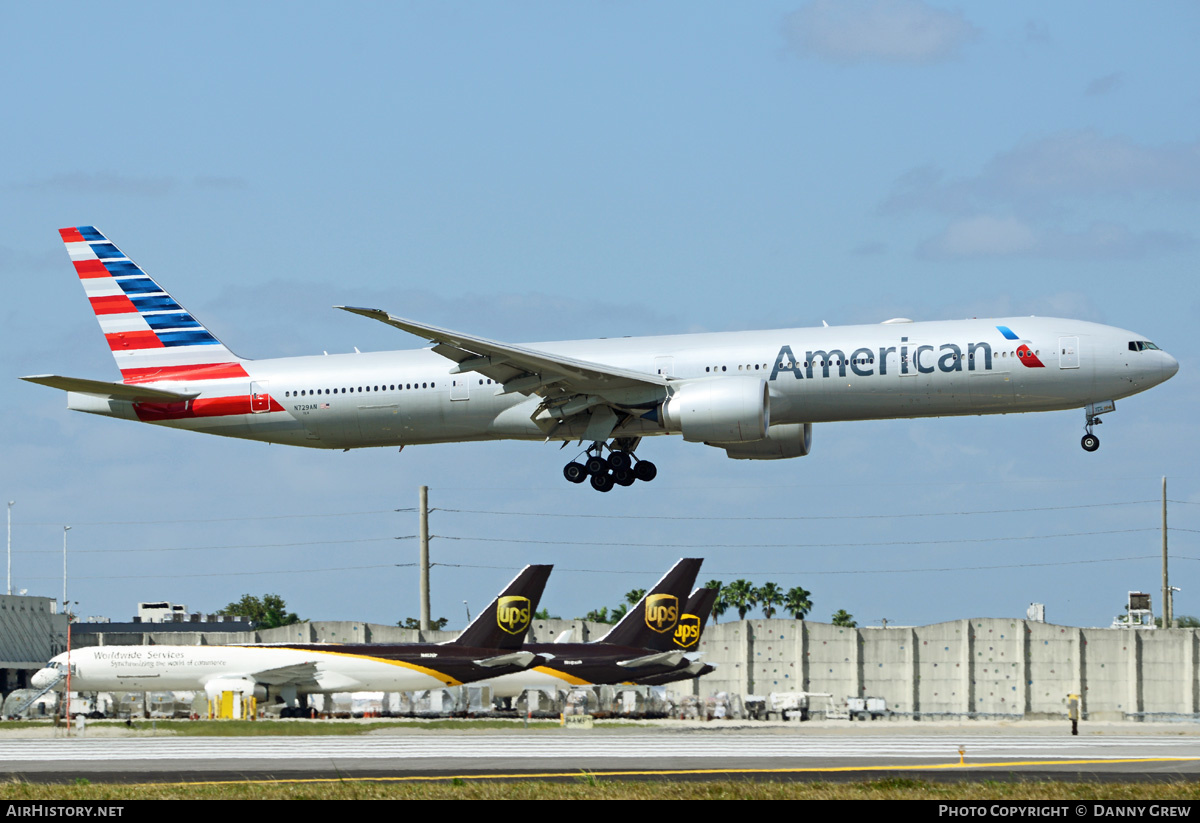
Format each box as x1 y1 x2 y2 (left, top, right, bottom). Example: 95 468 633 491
644 594 679 634
672 613 701 648
497 596 531 635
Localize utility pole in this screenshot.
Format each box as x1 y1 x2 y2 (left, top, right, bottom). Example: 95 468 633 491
1162 476 1170 627
6 500 13 596
419 486 430 632
62 526 71 611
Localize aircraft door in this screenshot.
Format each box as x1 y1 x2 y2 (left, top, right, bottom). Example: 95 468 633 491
250 381 271 413
654 356 674 377
1059 337 1080 369
450 376 470 401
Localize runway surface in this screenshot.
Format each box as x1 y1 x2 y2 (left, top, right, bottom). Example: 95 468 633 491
4 727 1200 784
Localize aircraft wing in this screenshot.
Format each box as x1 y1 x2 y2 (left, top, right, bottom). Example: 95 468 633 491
337 306 670 441
20 374 199 402
472 651 540 669
616 650 686 669
246 661 321 687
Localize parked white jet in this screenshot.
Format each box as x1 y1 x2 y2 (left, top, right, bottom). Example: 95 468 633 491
30 565 551 716
23 227 1178 491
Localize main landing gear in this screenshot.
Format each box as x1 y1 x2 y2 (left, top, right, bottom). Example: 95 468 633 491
563 438 657 492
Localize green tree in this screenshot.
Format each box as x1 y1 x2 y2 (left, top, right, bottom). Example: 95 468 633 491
755 582 785 618
624 588 646 607
219 594 301 629
1155 615 1200 628
723 579 757 620
705 580 729 624
831 609 857 628
610 603 629 621
534 608 560 620
784 586 813 620
581 606 611 623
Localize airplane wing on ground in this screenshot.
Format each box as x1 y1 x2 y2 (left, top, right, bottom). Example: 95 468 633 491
617 650 686 669
20 374 199 402
246 661 321 687
336 306 669 440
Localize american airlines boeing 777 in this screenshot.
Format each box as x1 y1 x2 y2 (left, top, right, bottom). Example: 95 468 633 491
23 227 1178 491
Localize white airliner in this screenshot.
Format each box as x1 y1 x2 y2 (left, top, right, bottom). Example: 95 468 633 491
30 565 552 716
23 227 1179 491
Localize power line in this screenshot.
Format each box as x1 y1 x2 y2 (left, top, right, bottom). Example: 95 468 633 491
430 500 1158 522
15 510 398 527
430 527 1158 550
15 537 403 555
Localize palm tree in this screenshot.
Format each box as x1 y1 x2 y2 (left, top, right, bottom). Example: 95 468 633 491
784 586 813 620
755 582 785 618
624 588 646 607
723 579 757 620
704 580 729 624
831 609 856 627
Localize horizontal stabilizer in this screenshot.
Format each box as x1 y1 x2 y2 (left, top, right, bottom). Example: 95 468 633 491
617 650 685 669
473 651 539 669
21 374 199 402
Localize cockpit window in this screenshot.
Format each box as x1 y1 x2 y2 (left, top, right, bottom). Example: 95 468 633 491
1129 341 1161 352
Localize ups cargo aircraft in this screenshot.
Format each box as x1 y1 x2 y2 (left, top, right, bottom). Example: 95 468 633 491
23 228 1179 492
30 565 550 716
480 558 711 697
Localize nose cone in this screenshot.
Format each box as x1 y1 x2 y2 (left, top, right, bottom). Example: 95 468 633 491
1164 352 1180 380
30 667 60 690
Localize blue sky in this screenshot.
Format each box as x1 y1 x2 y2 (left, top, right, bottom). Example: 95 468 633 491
2 1 1199 630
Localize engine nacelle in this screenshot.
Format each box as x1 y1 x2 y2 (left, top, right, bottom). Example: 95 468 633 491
718 422 813 460
661 377 769 443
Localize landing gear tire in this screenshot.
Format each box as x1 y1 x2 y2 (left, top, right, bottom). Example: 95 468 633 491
590 472 614 492
563 462 588 483
613 467 635 486
584 454 608 476
1081 433 1100 452
608 451 632 471
634 460 657 482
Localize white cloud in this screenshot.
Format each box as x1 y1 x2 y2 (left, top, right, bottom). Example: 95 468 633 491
884 131 1200 216
1085 72 1122 96
920 215 1037 258
919 216 1193 260
783 0 978 65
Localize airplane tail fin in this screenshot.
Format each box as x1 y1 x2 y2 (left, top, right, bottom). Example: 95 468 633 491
450 565 552 650
671 586 718 652
596 558 702 650
59 226 248 385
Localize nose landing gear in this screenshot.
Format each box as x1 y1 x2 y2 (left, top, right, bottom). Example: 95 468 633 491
1080 400 1115 452
563 438 657 491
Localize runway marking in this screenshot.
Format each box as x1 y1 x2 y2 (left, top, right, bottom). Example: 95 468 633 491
168 757 1200 786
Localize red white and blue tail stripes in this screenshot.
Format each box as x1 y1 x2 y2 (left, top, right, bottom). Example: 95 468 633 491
59 226 248 384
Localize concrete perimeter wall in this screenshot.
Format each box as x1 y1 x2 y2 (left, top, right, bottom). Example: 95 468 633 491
689 618 1200 721
59 614 1200 721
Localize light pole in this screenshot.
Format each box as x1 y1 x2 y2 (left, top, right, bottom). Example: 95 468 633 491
6 500 13 596
62 526 71 610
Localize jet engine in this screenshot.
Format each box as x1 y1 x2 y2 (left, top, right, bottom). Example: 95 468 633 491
716 422 812 460
660 377 769 443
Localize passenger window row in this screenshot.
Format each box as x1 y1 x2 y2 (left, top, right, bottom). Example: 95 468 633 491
284 382 435 399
